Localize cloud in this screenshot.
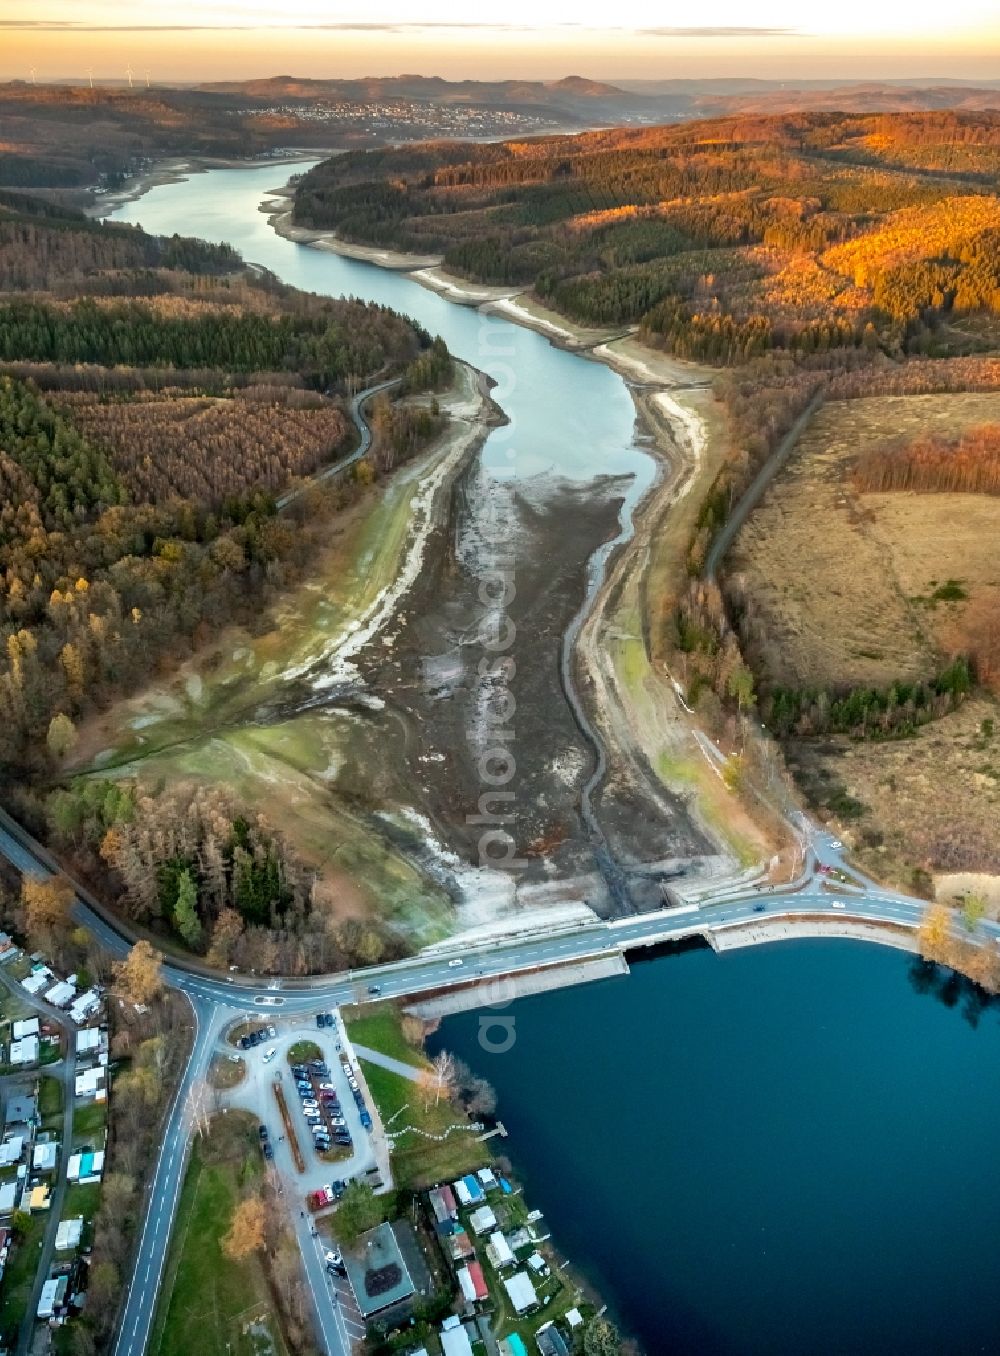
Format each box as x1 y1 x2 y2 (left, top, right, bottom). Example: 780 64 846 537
637 26 799 38
0 18 540 32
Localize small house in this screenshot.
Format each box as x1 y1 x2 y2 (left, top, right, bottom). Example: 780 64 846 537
44 980 76 1009
12 1019 39 1040
536 1324 570 1356
468 1205 497 1236
67 1150 104 1184
29 1183 51 1212
456 1261 489 1304
55 1217 83 1251
4 1094 36 1128
10 1035 39 1066
503 1271 539 1315
440 1317 474 1356
33 1141 58 1173
69 991 101 1025
486 1230 515 1269
0 1181 19 1215
0 1137 23 1168
447 1229 475 1262
22 969 51 996
74 1067 106 1102
477 1167 497 1191
37 1275 68 1319
460 1174 485 1205
429 1184 458 1226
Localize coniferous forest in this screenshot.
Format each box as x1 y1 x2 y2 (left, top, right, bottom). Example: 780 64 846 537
0 191 451 968
296 111 1000 361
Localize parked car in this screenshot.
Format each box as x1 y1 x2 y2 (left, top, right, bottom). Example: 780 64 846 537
291 1065 307 1077
315 1013 325 1029
297 1080 312 1092
258 1125 269 1141
360 1112 372 1130
263 1141 274 1160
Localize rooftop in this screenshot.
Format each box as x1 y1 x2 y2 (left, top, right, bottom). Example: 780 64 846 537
344 1221 416 1318
503 1271 539 1315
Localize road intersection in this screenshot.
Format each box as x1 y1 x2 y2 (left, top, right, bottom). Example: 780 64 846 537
0 811 993 1354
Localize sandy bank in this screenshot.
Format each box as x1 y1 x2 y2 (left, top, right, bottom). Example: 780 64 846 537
593 335 716 389
266 198 442 270
482 294 626 350
411 266 524 306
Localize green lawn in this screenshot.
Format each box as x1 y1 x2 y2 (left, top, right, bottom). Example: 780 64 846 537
360 1062 487 1191
285 1039 321 1065
150 1113 285 1356
38 1075 63 1127
0 1212 47 1344
344 1003 425 1068
63 1181 103 1251
72 1102 107 1139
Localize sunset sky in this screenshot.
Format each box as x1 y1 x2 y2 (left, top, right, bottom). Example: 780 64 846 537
2 0 999 83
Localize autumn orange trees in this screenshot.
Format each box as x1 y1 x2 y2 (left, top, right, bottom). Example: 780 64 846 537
296 110 1000 359
853 423 1000 496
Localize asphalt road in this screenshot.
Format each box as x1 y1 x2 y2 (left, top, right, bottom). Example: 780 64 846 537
2 811 995 1355
275 376 402 510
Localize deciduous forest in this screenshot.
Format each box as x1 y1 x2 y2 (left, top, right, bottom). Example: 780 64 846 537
0 191 451 967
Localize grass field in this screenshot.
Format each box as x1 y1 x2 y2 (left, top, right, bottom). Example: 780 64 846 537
38 1075 63 1129
787 694 1000 886
0 1212 47 1343
732 392 1000 690
344 1005 423 1067
150 1113 285 1356
733 391 1000 887
345 1005 487 1190
72 1101 107 1139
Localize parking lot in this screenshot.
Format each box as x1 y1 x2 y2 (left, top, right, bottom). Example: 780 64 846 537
220 1008 387 1199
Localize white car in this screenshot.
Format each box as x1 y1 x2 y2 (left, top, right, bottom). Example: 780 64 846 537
262 1048 277 1064
448 958 464 968
831 901 847 910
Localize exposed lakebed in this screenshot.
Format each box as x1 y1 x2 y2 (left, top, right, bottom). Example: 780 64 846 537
101 163 710 934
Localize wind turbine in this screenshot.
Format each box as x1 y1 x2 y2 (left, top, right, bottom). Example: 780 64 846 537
145 69 150 89
29 67 36 86
87 66 93 89
126 63 133 89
